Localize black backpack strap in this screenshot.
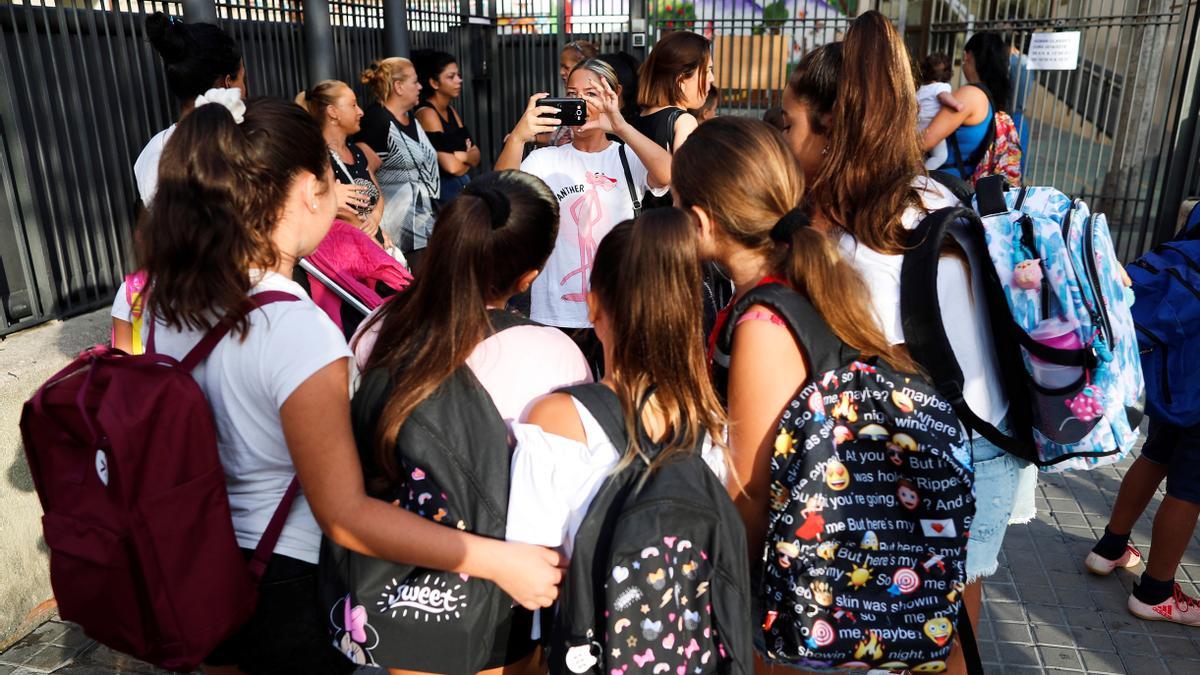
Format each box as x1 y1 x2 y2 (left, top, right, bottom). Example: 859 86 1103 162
557 383 628 451
714 283 854 380
900 206 1047 463
616 143 642 218
664 107 684 153
486 307 539 335
945 83 997 180
929 169 974 205
958 613 986 675
548 383 640 675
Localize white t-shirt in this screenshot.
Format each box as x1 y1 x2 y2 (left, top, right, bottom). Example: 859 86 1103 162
143 271 352 564
836 178 1008 428
917 83 952 131
111 281 132 321
133 125 176 205
506 397 726 559
520 142 667 328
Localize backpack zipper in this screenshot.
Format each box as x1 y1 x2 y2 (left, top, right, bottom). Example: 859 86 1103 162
1134 323 1171 406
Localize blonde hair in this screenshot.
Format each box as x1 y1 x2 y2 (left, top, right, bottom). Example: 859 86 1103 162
673 116 917 372
568 58 620 93
361 57 414 103
295 79 350 127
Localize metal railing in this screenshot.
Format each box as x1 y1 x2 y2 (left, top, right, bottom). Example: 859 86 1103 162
2 0 1198 335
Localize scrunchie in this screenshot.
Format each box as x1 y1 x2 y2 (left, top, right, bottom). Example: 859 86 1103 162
194 87 245 124
770 208 810 243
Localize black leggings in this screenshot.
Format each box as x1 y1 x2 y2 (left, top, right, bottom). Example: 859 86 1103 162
207 553 359 675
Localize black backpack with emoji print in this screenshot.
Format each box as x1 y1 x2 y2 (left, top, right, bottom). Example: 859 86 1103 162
548 384 753 675
713 284 979 674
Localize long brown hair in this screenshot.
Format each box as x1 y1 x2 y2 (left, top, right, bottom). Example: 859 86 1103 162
362 171 559 486
637 30 710 108
138 98 328 335
788 10 923 254
673 116 915 372
589 209 727 473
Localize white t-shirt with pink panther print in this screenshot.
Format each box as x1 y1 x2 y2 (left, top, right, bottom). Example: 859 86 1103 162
521 141 667 328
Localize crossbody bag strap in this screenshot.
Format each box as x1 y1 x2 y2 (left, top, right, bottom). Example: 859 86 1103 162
617 142 642 218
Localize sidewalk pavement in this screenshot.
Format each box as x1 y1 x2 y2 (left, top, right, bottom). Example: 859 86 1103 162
3 453 1198 674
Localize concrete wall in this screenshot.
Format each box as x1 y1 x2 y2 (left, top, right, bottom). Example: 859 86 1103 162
0 309 109 644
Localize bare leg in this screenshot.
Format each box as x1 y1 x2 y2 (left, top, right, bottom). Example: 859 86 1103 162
1145 495 1200 581
1107 456 1169 535
944 580 982 675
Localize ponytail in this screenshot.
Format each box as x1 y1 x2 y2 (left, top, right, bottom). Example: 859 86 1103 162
788 10 923 255
674 116 915 372
138 98 329 336
363 171 558 489
589 210 728 478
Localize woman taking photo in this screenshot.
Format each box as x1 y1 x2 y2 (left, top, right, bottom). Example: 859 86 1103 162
414 50 480 204
344 171 591 674
541 39 600 147
778 13 1034 672
137 98 563 674
357 57 441 273
922 31 1012 180
495 58 671 374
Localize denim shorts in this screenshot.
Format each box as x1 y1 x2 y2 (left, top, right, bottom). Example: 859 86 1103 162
966 425 1038 582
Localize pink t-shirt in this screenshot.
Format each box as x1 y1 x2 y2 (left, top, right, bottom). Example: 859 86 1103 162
353 315 591 422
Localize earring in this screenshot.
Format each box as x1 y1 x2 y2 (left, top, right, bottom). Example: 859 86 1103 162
822 144 829 156
311 201 318 210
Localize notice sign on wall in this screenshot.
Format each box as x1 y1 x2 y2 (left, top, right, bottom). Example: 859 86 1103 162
1027 31 1081 70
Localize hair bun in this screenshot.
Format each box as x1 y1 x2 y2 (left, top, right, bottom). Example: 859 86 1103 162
145 12 190 64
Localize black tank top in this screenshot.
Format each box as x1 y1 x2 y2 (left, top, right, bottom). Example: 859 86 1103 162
416 103 473 178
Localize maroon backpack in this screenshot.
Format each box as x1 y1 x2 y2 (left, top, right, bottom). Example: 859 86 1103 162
19 291 300 671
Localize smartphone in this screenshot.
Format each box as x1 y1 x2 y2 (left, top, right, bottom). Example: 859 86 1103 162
537 97 587 126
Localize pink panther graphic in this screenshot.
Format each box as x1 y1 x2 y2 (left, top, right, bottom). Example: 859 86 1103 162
560 171 619 302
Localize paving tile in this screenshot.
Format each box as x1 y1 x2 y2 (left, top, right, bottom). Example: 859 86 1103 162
1111 630 1158 655
1037 646 1083 670
993 622 1035 645
994 642 1041 666
1030 623 1073 647
1120 654 1171 675
20 645 82 673
1153 635 1200 658
1067 625 1117 652
1078 648 1125 672
0 643 41 667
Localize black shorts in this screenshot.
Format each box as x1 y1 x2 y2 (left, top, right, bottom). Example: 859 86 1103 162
1140 419 1200 504
207 552 359 675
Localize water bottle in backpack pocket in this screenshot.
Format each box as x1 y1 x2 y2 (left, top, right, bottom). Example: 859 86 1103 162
1128 234 1200 427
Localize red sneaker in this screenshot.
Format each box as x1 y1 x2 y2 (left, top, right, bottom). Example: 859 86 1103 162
1084 543 1143 575
1128 583 1200 626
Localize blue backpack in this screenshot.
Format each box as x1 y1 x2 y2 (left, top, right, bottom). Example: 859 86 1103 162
1127 202 1200 427
902 176 1144 472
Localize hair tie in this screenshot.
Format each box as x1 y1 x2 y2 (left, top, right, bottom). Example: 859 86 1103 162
770 208 809 243
473 187 511 229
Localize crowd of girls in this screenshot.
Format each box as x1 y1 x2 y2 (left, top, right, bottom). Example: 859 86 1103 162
110 9 1047 675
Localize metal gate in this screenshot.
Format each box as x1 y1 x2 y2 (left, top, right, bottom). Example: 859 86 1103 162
922 0 1200 259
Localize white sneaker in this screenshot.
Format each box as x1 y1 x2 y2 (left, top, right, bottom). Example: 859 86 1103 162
1128 583 1200 626
1084 543 1143 575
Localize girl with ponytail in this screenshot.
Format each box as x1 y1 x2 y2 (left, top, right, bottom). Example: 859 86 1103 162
781 12 1035 671
673 113 911 569
347 170 591 674
140 101 566 674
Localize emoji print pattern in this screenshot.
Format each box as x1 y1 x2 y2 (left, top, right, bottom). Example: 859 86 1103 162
759 361 974 672
604 537 726 674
